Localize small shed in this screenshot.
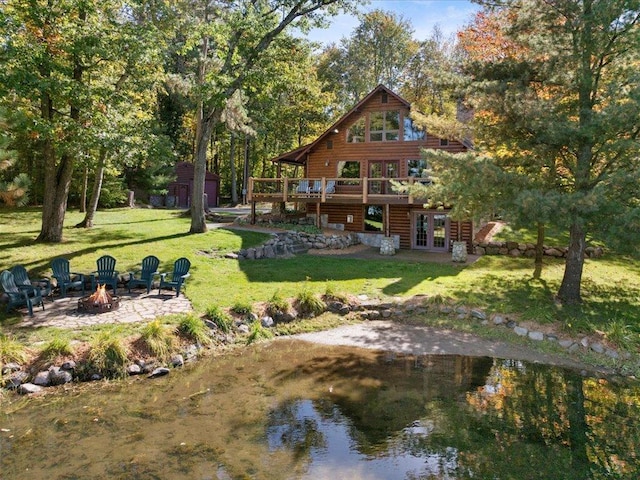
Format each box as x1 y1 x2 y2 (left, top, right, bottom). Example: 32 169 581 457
167 162 220 208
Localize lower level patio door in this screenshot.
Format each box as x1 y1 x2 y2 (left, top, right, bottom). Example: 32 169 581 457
412 212 449 251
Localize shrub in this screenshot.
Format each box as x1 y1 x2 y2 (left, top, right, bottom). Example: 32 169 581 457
295 288 326 317
141 319 176 360
0 333 27 364
246 321 274 345
266 290 289 316
178 313 212 345
88 329 129 379
40 337 74 360
204 305 233 334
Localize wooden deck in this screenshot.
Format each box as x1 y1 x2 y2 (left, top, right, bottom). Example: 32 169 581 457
248 177 428 205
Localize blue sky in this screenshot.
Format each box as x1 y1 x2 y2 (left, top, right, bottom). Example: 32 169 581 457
303 0 480 46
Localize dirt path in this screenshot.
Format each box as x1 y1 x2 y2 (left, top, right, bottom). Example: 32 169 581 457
291 321 593 372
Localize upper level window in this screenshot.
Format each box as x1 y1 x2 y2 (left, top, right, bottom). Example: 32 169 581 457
403 117 426 141
370 111 399 142
347 118 365 143
337 161 360 178
440 138 449 146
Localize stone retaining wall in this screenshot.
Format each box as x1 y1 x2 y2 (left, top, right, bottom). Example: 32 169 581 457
235 231 360 260
474 241 604 259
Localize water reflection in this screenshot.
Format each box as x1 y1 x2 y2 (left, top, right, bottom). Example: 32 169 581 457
1 340 638 479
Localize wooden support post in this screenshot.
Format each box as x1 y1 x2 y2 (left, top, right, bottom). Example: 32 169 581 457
321 177 326 202
316 202 321 229
282 177 288 202
251 201 256 225
385 204 390 237
408 176 414 204
247 177 253 202
362 177 368 204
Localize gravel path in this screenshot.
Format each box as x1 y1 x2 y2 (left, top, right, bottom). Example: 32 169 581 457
291 321 591 372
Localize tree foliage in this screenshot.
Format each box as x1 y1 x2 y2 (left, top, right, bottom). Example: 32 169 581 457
454 0 640 304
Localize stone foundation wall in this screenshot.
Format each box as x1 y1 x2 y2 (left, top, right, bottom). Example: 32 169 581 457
235 231 360 260
474 241 604 259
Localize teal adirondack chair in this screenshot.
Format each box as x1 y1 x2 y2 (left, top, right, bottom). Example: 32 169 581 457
158 257 191 297
92 255 119 294
128 255 160 294
11 265 52 299
51 258 85 297
1 270 44 317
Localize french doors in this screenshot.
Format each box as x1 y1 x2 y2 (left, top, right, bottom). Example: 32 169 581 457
368 160 399 194
412 212 449 251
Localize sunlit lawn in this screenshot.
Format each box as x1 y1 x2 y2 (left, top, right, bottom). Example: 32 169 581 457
2 207 640 343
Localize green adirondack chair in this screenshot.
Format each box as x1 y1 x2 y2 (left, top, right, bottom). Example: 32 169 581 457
1 270 44 317
51 257 86 297
158 257 191 297
128 255 160 294
91 255 119 294
11 265 52 299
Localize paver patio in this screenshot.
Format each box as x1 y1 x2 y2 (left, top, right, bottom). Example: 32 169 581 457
16 291 192 329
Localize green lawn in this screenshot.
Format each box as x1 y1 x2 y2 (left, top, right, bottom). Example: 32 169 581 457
1 207 640 350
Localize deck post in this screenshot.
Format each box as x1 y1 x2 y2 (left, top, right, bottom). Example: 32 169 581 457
247 177 253 202
316 202 321 228
362 177 368 204
385 204 390 237
321 177 326 202
251 201 256 225
408 177 414 204
282 177 288 202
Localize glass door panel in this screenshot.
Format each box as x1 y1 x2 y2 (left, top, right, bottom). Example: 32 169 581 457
412 212 449 251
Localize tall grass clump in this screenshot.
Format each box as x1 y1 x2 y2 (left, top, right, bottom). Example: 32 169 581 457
231 299 253 316
0 333 28 365
606 319 638 352
204 305 233 334
246 321 274 345
295 287 326 317
177 313 212 345
88 329 130 379
141 319 176 361
324 282 349 303
266 290 290 316
40 336 74 360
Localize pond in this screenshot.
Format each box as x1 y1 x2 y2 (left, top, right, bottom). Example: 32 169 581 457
1 339 639 480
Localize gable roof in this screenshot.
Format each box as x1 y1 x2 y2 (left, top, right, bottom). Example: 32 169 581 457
272 84 411 166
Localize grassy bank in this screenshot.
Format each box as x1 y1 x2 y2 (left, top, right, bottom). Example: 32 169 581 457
1 207 639 369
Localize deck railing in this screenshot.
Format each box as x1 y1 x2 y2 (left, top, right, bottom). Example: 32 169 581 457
248 177 424 204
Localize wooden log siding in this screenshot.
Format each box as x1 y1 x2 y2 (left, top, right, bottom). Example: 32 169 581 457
450 220 474 253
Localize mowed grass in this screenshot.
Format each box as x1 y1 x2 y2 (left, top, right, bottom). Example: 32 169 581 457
1 207 640 347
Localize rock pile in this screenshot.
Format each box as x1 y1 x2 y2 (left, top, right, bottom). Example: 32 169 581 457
474 241 604 259
233 231 360 260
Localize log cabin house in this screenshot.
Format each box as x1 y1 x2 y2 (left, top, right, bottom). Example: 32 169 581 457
248 84 473 252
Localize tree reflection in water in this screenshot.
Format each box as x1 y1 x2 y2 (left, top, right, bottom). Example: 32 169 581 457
1 341 638 479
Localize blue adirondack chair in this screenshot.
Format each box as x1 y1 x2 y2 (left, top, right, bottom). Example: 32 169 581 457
92 255 119 294
11 265 52 299
128 255 160 294
51 258 86 297
1 270 44 317
158 257 191 297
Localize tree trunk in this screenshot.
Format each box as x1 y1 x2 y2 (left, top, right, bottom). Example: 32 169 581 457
190 108 214 233
230 132 238 205
533 222 544 279
36 90 74 243
76 146 106 228
557 221 586 304
79 165 88 213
